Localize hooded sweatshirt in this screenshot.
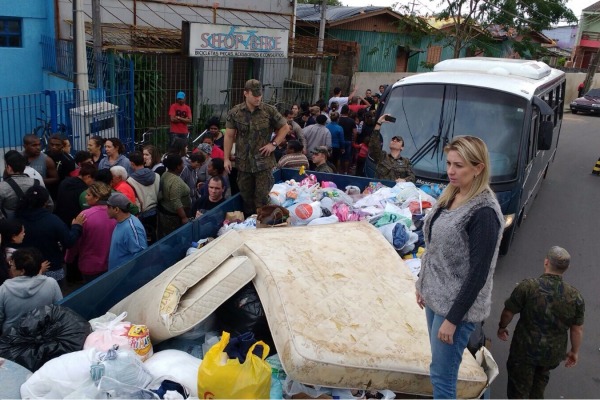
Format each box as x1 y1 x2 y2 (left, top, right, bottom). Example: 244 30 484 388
98 154 132 175
17 208 82 271
0 275 62 334
127 168 160 214
54 176 88 226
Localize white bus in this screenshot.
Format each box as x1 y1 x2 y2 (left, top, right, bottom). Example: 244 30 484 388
368 57 565 254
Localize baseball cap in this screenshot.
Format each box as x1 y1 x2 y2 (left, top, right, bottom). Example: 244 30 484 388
176 91 186 100
198 143 213 155
244 79 262 96
311 146 329 156
107 192 131 211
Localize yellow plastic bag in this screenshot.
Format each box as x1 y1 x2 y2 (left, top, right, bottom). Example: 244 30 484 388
197 331 271 399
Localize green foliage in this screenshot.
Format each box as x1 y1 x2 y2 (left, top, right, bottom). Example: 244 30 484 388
414 0 577 59
298 0 342 5
128 54 165 140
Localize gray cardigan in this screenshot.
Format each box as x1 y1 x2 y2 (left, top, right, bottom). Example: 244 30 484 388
416 189 503 323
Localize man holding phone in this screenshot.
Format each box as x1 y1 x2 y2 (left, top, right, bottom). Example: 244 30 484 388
368 114 415 183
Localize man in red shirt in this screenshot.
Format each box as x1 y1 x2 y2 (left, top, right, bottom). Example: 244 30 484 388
169 91 192 144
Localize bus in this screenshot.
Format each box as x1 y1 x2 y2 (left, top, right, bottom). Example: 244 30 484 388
367 57 565 254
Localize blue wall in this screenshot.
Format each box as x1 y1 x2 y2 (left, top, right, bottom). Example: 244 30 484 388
0 0 54 96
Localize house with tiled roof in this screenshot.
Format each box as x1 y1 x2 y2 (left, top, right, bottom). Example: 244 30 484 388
571 1 600 68
296 4 426 73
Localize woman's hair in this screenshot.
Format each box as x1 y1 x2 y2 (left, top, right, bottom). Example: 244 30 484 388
205 116 221 130
143 145 162 166
168 138 188 156
106 137 126 154
87 181 112 201
0 219 23 247
436 135 492 208
95 168 113 185
287 140 303 153
12 247 43 277
90 136 105 148
17 186 50 212
163 153 184 171
110 165 128 180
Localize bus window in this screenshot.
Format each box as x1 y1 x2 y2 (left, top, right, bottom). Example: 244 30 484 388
380 84 526 182
528 111 539 163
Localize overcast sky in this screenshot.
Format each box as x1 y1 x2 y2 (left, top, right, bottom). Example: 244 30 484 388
340 0 593 23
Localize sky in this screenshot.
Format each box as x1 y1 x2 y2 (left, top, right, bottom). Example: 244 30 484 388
340 0 594 22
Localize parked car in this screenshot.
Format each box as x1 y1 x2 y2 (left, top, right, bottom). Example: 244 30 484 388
570 88 600 114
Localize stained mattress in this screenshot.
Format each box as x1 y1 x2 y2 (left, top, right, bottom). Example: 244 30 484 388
237 222 490 398
110 230 255 344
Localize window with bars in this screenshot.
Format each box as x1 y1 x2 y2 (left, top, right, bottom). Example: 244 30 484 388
426 45 442 65
0 17 22 47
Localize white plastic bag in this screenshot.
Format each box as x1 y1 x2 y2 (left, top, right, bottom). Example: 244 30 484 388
20 348 97 399
84 312 131 353
307 215 339 225
269 183 290 206
288 201 323 226
144 350 202 398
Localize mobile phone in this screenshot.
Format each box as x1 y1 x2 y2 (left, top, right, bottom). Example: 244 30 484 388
384 115 396 123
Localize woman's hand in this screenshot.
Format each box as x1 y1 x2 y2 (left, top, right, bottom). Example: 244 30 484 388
39 260 50 275
72 212 86 226
415 290 425 309
438 319 457 344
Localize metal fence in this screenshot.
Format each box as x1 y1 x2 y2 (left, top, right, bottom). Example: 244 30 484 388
3 36 346 157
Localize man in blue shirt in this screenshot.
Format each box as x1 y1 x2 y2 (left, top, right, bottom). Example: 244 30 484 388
106 193 147 270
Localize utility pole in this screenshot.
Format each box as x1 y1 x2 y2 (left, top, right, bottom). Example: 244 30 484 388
583 47 600 93
92 0 103 88
73 0 89 103
313 0 327 102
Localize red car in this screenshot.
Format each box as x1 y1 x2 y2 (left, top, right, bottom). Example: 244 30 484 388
570 88 600 114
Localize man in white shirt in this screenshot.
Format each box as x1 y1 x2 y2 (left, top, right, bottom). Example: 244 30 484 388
328 86 356 109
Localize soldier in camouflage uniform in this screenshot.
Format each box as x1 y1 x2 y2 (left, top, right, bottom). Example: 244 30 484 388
497 246 585 399
224 79 289 216
370 114 415 182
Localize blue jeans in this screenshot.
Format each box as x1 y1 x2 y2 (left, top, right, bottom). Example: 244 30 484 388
425 307 476 399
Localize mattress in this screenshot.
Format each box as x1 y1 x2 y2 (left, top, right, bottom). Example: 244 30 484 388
237 222 491 398
110 230 255 344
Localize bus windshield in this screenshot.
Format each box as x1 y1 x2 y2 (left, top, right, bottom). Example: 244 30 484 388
379 84 528 182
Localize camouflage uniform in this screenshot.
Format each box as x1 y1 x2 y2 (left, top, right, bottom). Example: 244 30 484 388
226 102 286 216
369 130 415 182
504 274 585 398
315 163 334 173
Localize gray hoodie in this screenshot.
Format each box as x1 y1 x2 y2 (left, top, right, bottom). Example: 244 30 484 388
0 275 63 334
129 168 156 186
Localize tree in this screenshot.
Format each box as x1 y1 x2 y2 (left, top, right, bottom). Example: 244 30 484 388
298 0 342 5
402 0 577 59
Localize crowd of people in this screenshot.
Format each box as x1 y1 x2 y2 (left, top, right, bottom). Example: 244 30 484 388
0 81 585 398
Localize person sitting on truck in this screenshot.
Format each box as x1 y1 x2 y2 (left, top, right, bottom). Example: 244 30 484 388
106 192 147 271
0 247 62 335
370 115 415 183
277 140 309 170
191 176 227 218
311 146 334 173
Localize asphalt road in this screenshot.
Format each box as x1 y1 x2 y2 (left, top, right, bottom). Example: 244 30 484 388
488 112 600 398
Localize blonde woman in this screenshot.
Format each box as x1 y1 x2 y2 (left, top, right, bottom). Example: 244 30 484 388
415 135 504 398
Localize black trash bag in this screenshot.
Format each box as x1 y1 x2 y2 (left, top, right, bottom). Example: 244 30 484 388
215 283 275 357
0 304 91 371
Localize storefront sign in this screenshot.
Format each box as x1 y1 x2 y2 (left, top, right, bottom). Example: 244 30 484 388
188 23 289 58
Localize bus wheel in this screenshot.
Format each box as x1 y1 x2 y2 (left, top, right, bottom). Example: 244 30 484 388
499 222 516 256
